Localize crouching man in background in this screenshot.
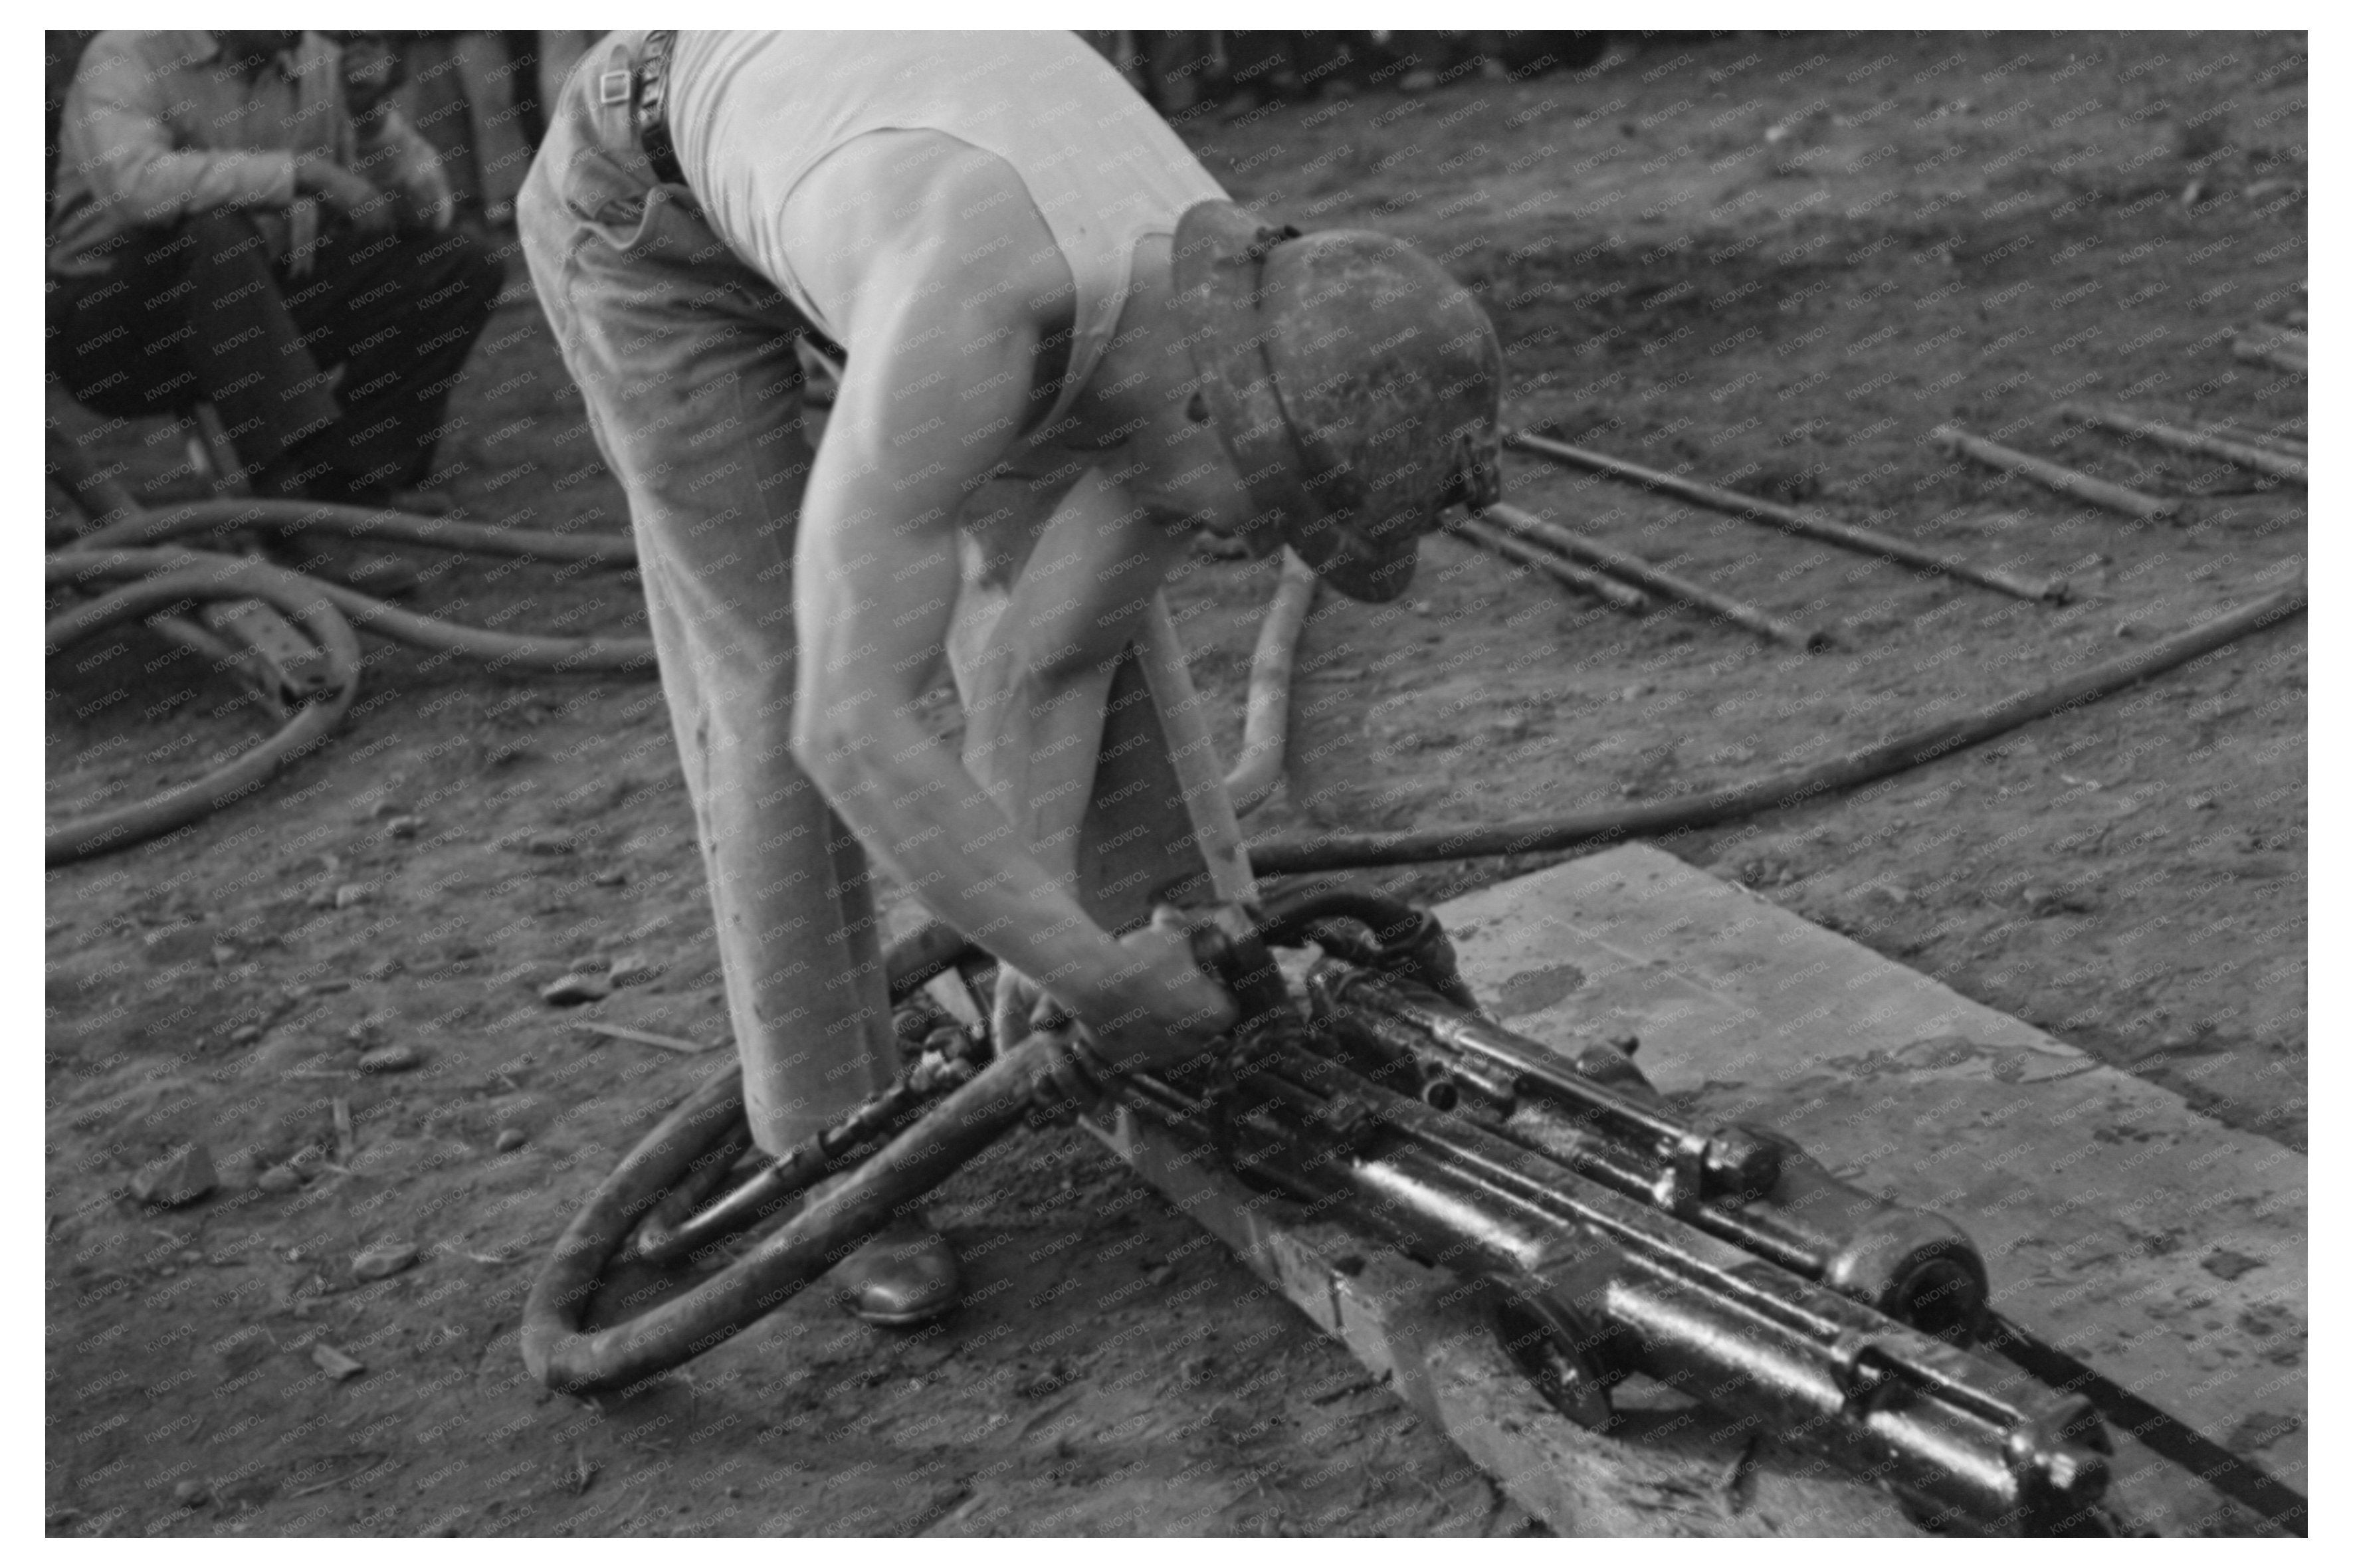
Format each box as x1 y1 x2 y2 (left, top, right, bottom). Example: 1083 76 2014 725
49 31 500 509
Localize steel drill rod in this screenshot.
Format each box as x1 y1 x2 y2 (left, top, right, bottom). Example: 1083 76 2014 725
2059 402 2307 484
1504 429 2066 603
2207 423 2306 454
1479 502 1831 650
1932 424 2182 522
2232 334 2306 375
1448 513 1651 613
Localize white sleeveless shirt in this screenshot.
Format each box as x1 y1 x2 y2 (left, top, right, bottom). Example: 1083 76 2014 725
663 31 1228 431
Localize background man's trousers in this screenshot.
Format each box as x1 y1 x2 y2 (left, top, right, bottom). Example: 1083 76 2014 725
48 212 500 500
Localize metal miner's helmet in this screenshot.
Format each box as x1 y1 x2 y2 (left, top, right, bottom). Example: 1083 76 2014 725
1174 199 1504 603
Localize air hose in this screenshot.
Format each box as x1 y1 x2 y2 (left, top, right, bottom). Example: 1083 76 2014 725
45 501 657 863
46 553 363 864
76 495 637 566
1242 574 2306 874
1224 549 1319 817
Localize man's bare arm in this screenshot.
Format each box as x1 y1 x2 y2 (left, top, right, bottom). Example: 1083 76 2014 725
957 466 1193 884
787 243 1231 1062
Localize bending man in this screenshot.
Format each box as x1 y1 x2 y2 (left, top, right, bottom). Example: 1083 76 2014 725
519 30 1501 1325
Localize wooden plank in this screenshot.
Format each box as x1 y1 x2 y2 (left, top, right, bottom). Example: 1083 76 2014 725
1075 844 2301 1534
1437 845 2305 1535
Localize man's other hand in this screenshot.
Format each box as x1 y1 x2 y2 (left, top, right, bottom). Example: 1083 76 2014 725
46 206 120 279
296 153 398 236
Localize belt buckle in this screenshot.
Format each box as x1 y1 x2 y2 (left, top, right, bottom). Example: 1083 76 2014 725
597 68 632 108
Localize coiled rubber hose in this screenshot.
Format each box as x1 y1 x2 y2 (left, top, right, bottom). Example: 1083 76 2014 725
522 891 1395 1397
522 922 993 1396
66 546 657 673
76 495 637 566
46 512 655 862
47 553 363 864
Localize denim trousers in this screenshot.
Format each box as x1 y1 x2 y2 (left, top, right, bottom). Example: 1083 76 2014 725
518 40 899 1155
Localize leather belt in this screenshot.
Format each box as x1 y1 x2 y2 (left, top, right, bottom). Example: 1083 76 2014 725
597 29 685 189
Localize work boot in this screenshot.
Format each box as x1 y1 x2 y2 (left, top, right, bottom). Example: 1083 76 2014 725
833 1215 960 1327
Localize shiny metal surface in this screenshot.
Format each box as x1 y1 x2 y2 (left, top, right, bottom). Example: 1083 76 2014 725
1135 931 2114 1535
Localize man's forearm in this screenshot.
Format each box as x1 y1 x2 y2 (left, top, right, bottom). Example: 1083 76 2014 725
93 142 298 225
960 655 1120 891
810 710 1130 1013
68 63 297 224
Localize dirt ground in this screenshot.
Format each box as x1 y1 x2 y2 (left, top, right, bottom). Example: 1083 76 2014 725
46 31 2304 1537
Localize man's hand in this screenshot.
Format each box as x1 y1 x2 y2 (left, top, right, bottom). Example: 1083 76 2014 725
46 206 120 279
1080 910 1241 1076
995 911 1239 1078
296 153 397 236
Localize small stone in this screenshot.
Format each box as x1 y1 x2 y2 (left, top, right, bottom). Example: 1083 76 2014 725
256 1165 304 1195
384 815 423 839
1620 684 1645 702
307 888 337 910
130 1144 217 1208
2201 1248 2263 1282
173 1480 207 1507
351 1240 419 1282
358 1043 423 1074
541 972 611 1007
2114 620 2140 639
592 868 629 888
363 956 401 982
211 944 239 967
370 800 410 820
231 1024 263 1046
565 953 607 974
609 950 663 988
2189 795 2219 811
521 831 576 856
311 1342 366 1380
334 884 369 910
494 1128 528 1153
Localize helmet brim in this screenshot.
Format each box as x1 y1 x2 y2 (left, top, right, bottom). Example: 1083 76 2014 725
1173 200 1500 604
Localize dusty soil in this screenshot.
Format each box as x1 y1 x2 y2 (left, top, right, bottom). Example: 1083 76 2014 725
46 31 2304 1537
